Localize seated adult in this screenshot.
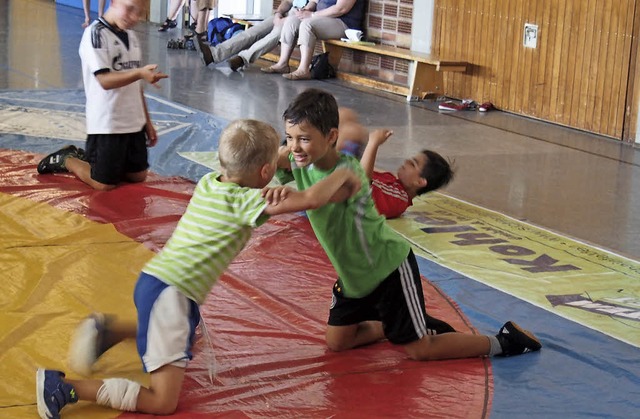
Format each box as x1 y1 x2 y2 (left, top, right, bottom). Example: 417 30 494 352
261 0 366 80
194 0 308 71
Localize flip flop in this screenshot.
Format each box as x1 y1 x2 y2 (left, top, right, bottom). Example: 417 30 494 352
283 71 312 80
261 66 291 74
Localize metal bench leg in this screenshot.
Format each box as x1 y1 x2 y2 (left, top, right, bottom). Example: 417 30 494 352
407 62 443 101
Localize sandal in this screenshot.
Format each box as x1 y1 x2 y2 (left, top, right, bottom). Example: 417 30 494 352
261 65 291 74
158 18 177 32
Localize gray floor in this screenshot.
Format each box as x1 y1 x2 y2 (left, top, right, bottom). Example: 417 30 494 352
3 0 639 261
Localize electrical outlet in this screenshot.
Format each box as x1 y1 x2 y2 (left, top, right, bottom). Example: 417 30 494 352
523 23 538 48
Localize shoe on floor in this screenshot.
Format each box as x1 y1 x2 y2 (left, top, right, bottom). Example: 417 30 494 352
158 18 177 32
439 99 476 111
37 145 79 174
260 65 290 74
36 369 78 419
68 313 114 376
193 32 214 66
495 321 542 356
228 56 245 72
283 71 312 80
479 102 494 112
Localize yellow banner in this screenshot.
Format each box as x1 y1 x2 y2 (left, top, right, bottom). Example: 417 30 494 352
389 194 640 348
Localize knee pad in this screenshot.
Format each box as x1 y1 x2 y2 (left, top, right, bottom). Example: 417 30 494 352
96 378 141 411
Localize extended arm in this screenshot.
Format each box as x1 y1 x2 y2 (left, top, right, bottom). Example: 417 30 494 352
359 129 393 179
263 168 360 215
95 64 168 90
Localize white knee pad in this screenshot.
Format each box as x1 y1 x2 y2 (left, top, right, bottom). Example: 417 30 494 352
96 378 141 412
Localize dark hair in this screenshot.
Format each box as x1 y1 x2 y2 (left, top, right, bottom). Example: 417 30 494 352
282 88 339 136
417 150 455 195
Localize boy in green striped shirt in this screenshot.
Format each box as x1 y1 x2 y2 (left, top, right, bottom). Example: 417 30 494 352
36 119 361 418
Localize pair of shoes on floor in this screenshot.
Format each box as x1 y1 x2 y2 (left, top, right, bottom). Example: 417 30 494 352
167 37 195 50
261 65 290 74
193 31 214 66
495 321 542 356
158 18 177 32
37 145 84 174
228 56 245 72
438 99 477 111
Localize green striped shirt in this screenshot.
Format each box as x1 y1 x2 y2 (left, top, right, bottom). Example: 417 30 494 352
143 172 268 304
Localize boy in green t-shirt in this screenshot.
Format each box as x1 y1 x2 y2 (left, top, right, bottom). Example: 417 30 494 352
278 88 541 360
35 119 361 418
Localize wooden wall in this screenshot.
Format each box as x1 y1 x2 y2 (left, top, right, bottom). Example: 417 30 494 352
433 0 638 140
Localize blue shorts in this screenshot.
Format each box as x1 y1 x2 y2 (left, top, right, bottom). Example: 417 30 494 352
134 272 200 372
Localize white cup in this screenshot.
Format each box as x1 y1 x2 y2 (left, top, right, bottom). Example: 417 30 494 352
345 29 363 42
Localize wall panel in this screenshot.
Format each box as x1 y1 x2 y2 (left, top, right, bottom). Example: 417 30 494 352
434 0 636 139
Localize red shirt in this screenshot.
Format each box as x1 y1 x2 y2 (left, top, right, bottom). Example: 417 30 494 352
371 171 412 219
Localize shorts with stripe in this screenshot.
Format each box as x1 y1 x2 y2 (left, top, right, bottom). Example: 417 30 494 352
134 272 200 373
85 128 149 185
328 249 432 345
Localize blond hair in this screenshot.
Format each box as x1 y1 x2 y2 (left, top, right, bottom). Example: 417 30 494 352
218 119 280 177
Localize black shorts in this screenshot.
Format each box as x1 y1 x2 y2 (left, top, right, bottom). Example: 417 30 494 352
328 250 432 345
85 129 149 185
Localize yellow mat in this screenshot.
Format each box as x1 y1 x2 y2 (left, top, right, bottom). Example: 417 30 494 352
1 192 151 418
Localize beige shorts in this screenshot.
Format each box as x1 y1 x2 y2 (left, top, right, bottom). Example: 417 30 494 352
195 0 216 10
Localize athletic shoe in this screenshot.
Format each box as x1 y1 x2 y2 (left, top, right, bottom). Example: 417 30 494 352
193 31 214 67
36 369 78 419
37 145 79 174
479 102 494 112
495 321 542 356
228 56 245 72
438 99 477 111
68 313 114 376
424 314 456 335
158 18 177 32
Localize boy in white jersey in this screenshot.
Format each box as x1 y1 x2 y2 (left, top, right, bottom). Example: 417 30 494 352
37 0 168 191
277 88 541 362
35 119 361 418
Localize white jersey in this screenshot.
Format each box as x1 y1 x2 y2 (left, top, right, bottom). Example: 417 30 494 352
79 18 146 134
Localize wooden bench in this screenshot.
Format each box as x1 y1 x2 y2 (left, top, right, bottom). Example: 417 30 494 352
321 39 467 101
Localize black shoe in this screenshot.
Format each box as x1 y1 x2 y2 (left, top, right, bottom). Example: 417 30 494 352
158 18 177 32
228 56 245 72
193 31 214 66
424 314 456 335
76 147 87 161
495 321 542 357
37 145 79 174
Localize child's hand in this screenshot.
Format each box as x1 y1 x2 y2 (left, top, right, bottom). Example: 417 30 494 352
140 65 169 87
368 129 393 146
262 186 293 205
145 123 158 147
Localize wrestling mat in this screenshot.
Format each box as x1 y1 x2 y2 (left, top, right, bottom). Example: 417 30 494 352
1 90 638 418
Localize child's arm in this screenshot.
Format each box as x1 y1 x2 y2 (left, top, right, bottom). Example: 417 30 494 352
262 168 361 215
95 64 168 91
141 87 158 147
359 129 393 179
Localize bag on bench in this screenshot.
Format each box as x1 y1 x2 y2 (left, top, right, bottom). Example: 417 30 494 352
310 52 336 79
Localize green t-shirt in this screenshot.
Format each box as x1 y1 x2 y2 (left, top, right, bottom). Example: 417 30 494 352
143 172 269 304
286 153 411 298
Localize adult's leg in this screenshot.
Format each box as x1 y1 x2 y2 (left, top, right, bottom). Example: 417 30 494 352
264 15 302 71
98 0 105 17
288 17 347 78
237 25 283 64
210 16 275 62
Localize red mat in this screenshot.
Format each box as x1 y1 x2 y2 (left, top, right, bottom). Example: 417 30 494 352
1 149 492 418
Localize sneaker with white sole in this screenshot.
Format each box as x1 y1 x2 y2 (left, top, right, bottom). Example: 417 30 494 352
495 321 542 356
36 369 78 419
68 313 114 376
438 99 477 111
37 145 79 174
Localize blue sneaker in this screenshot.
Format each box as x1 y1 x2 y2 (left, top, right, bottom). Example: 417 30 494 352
36 369 78 418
